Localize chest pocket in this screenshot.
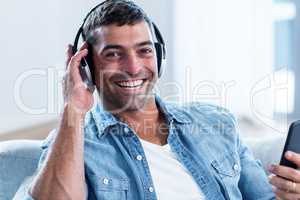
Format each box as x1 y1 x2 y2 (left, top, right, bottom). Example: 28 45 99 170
210 152 243 200
87 173 129 200
211 151 241 179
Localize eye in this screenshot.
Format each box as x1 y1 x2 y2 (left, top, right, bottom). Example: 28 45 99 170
104 51 123 60
138 47 154 57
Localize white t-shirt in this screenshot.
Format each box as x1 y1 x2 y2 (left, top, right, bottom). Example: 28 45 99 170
140 139 206 200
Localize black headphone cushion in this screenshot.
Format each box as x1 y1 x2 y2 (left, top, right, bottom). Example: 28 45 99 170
86 45 96 84
154 42 163 77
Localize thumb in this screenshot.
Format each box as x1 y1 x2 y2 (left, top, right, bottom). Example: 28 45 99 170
285 151 300 168
66 44 74 68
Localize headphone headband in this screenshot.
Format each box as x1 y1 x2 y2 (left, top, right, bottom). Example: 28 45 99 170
72 22 165 54
152 23 166 59
72 27 83 54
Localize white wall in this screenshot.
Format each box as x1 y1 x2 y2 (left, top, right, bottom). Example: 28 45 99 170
173 0 274 117
0 0 174 134
1 0 288 135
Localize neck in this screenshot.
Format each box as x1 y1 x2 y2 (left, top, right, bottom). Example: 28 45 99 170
115 97 159 126
102 96 168 145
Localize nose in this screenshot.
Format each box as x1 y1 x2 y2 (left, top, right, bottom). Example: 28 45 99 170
123 52 143 75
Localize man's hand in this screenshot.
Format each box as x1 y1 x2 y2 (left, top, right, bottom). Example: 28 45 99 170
269 151 300 200
63 42 94 115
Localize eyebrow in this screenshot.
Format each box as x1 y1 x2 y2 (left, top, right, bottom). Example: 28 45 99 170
101 40 154 52
136 41 154 47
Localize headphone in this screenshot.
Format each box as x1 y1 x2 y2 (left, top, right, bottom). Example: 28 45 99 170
72 1 167 87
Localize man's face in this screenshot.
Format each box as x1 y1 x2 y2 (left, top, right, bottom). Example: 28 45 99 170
91 21 158 112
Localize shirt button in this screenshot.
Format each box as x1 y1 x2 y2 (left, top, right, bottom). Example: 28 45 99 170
148 186 154 193
103 178 109 185
233 163 239 171
136 155 143 161
124 127 129 133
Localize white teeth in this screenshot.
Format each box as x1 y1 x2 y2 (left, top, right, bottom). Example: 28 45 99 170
117 80 144 88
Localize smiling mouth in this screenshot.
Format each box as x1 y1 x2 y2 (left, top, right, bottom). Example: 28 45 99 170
115 79 146 89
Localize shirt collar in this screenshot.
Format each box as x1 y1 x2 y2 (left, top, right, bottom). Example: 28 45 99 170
89 94 192 137
89 103 119 137
155 95 192 124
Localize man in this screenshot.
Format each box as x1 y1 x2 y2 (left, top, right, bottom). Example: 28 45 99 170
16 0 300 199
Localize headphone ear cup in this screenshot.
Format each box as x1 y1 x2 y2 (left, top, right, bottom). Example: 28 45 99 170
86 45 96 84
154 43 163 78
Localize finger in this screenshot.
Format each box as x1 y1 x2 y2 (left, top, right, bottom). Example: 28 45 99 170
269 175 300 193
285 151 300 168
269 164 300 182
269 175 289 191
78 41 88 51
69 49 89 82
69 49 88 67
62 73 69 101
66 42 88 69
66 44 73 68
273 187 300 200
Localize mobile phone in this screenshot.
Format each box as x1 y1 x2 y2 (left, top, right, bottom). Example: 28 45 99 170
279 120 300 169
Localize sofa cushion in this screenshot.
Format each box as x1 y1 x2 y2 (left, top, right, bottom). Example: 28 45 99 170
244 135 286 173
0 140 42 200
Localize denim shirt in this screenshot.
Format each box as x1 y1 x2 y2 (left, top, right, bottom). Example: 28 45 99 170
20 96 275 200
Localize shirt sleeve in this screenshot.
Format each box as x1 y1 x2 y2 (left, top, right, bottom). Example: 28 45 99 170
215 106 276 199
18 194 34 200
236 128 276 200
12 174 36 200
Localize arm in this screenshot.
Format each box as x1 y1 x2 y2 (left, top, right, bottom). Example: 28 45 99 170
269 151 300 199
30 106 85 199
237 135 276 200
28 43 93 200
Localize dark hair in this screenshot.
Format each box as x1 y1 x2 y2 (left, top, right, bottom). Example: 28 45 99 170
82 0 152 40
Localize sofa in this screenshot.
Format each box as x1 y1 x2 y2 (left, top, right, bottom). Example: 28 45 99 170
0 135 286 200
